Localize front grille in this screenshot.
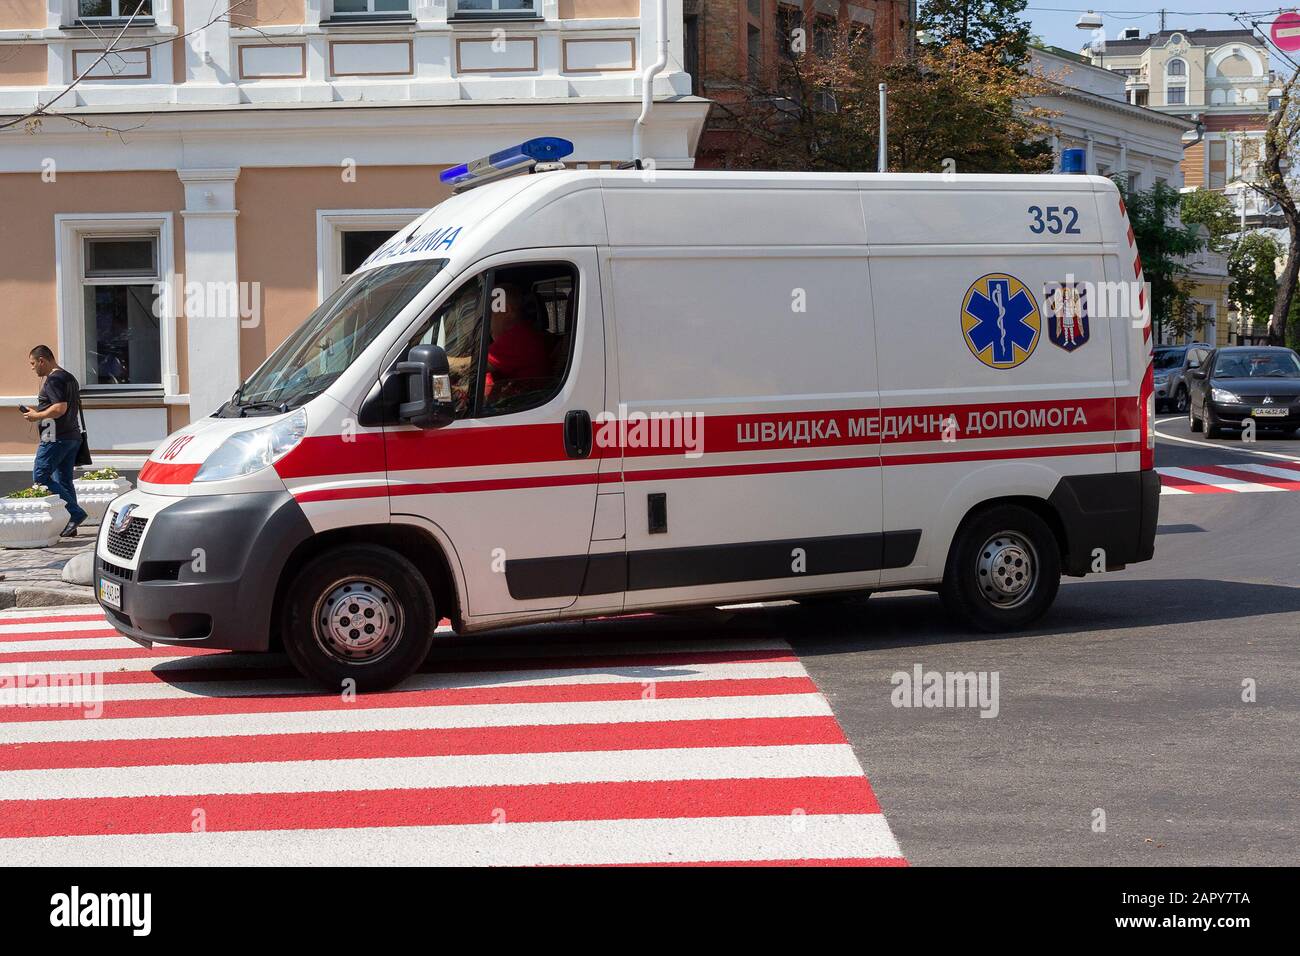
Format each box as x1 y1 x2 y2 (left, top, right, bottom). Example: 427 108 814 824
100 559 135 582
106 512 147 561
1260 394 1298 404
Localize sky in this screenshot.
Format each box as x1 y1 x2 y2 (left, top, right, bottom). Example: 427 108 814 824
1024 1 1295 63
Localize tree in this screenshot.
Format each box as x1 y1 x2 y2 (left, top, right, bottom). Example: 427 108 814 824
1228 232 1281 335
1121 181 1202 341
1252 67 1300 344
710 29 1055 174
1180 189 1237 254
918 0 1033 60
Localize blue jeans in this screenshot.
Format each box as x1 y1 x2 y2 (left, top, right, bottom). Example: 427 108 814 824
33 437 87 525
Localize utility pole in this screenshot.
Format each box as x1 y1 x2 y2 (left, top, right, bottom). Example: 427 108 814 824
879 83 888 173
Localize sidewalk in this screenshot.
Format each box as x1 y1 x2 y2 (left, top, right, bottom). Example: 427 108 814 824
0 524 97 609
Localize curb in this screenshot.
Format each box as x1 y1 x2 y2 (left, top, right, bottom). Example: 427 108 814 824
0 585 97 610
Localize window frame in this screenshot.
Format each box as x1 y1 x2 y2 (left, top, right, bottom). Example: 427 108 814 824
1166 58 1186 77
316 209 427 302
54 213 177 397
75 0 154 23
398 260 580 422
448 0 542 22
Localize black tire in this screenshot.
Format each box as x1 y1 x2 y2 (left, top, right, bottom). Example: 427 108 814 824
1205 407 1225 439
280 544 436 691
939 504 1061 632
1189 403 1203 432
1173 387 1189 414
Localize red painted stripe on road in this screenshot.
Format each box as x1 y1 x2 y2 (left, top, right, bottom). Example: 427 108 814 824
1192 463 1300 491
0 645 227 665
0 716 846 771
1158 473 1227 494
0 776 881 838
0 676 818 723
0 626 118 644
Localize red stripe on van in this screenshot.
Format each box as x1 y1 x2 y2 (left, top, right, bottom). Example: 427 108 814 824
138 460 202 484
293 439 1137 503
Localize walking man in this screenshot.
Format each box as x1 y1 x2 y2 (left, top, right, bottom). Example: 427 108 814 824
22 345 88 537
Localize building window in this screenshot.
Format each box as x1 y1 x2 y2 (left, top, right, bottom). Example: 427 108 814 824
1270 95 1282 111
1208 139 1227 189
316 209 426 300
1167 58 1186 77
78 0 152 19
1134 89 1149 106
1167 86 1186 105
449 0 539 19
81 236 162 388
747 23 762 83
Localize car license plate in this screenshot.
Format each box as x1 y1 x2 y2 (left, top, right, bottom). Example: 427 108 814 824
1252 407 1288 417
99 577 121 609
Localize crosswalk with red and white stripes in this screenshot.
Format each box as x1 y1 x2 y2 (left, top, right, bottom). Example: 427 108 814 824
1159 460 1300 495
0 607 904 866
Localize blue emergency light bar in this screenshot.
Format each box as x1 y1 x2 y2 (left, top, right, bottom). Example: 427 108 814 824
1059 148 1087 174
440 137 575 189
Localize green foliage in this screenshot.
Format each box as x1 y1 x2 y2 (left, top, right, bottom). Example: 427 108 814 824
1122 181 1203 339
918 0 1033 59
1180 189 1237 254
5 484 51 499
79 467 121 481
1228 232 1281 331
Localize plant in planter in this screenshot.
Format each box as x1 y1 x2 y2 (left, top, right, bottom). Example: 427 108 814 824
0 484 70 549
72 467 133 526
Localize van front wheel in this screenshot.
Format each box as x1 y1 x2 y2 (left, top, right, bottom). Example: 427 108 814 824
940 505 1060 632
280 544 436 691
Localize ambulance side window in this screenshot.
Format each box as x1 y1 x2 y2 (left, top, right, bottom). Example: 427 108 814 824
407 275 485 419
404 262 576 420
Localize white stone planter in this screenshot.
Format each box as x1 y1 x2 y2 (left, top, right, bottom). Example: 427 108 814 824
72 476 133 526
0 494 70 549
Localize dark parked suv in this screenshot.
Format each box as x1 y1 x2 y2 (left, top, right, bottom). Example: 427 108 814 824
1153 343 1211 413
1188 346 1300 438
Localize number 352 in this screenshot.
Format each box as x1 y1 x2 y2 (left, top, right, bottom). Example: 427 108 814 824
1028 205 1081 235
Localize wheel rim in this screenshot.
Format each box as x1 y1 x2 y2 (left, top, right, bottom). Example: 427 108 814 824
1175 390 1188 413
975 531 1038 609
311 576 404 665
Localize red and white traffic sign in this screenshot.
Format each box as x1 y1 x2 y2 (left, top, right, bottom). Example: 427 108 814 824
1271 11 1300 52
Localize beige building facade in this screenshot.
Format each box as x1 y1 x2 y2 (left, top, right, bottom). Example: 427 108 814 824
0 0 707 468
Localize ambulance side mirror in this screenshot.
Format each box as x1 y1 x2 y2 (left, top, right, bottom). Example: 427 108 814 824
396 344 455 428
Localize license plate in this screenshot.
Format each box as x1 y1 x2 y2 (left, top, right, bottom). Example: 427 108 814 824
99 577 121 609
1251 407 1288 417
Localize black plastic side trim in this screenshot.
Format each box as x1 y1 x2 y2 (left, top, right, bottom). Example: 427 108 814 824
1048 471 1157 575
504 530 921 600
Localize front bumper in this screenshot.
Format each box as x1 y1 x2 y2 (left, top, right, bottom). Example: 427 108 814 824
95 490 314 652
1207 401 1300 428
1048 470 1159 576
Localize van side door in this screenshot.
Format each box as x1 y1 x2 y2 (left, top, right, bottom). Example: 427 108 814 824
381 248 611 621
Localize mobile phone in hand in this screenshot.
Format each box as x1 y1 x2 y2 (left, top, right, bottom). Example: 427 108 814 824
18 405 29 413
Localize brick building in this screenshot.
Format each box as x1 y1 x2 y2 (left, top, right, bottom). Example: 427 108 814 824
685 0 913 164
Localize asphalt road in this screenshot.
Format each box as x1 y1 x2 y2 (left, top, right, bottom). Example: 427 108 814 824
781 418 1300 866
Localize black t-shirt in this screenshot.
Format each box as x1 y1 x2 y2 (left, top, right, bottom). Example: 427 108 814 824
37 368 81 442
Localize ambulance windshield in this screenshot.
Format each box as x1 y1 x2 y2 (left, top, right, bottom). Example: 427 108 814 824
226 258 447 416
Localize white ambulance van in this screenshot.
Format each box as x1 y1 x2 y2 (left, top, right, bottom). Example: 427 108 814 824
95 139 1159 689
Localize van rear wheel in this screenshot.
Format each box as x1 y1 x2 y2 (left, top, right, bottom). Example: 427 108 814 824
280 544 436 691
940 505 1060 632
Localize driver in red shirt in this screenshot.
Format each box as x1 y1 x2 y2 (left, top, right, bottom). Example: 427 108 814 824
484 282 550 402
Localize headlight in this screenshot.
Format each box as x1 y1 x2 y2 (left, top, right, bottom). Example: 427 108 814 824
1211 387 1241 404
194 409 308 482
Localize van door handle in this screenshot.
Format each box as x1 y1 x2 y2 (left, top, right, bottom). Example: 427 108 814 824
564 409 593 459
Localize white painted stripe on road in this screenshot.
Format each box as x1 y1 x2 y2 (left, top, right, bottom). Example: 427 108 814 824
0 813 902 866
1154 426 1300 462
0 638 792 677
1159 485 1191 495
1224 461 1300 481
1158 466 1281 493
0 692 832 745
0 620 113 636
0 744 863 801
0 660 808 705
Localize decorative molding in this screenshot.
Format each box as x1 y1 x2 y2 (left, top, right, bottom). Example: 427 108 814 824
455 35 538 73
72 46 151 80
237 43 308 80
328 38 414 77
561 36 635 73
